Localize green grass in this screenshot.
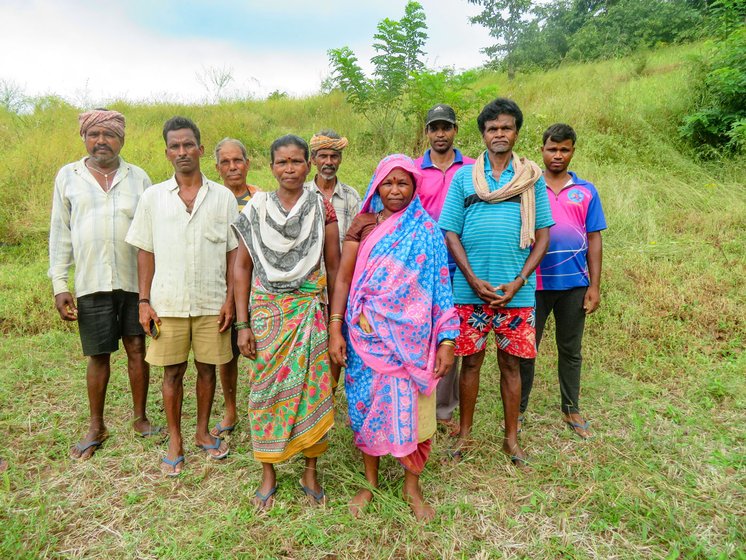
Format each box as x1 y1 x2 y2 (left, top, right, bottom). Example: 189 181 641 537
1 42 744 558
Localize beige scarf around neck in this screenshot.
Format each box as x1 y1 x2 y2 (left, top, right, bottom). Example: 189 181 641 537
472 151 542 249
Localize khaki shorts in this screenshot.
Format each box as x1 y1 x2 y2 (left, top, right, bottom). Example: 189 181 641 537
145 315 232 366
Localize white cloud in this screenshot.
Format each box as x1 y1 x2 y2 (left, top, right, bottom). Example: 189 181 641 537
1 0 493 105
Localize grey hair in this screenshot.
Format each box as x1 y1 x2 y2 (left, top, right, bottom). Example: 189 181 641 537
214 137 248 162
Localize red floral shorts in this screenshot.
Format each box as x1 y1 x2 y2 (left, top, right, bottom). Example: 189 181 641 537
454 304 536 359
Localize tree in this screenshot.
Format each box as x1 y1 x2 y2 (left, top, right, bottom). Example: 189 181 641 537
0 79 28 114
327 1 428 149
196 65 234 103
466 0 535 79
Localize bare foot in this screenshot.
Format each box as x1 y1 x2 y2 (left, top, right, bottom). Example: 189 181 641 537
70 428 109 460
349 488 374 518
403 483 435 522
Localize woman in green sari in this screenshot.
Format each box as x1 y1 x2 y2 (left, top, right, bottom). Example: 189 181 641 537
232 134 340 509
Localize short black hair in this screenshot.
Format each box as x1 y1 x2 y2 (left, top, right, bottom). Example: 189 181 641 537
477 97 523 134
542 123 577 146
270 134 309 164
162 116 201 145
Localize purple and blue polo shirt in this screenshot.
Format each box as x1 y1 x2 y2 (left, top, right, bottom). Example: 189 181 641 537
536 171 607 291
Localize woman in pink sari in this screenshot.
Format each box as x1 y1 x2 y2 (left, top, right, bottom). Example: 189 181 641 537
329 154 459 521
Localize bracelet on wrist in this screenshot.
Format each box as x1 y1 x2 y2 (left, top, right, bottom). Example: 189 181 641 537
515 274 528 287
329 313 344 321
137 298 150 305
439 339 456 348
329 317 344 324
234 321 251 331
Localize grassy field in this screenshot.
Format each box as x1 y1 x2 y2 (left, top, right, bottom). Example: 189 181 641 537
0 43 744 558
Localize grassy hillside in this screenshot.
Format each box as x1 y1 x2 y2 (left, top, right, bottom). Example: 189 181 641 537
0 43 744 559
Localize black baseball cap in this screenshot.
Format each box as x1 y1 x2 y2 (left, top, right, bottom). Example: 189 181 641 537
425 104 457 127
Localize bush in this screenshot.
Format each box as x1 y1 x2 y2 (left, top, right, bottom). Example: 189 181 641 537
680 27 746 153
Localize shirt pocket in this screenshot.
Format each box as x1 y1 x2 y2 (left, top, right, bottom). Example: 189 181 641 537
117 192 139 219
204 216 228 244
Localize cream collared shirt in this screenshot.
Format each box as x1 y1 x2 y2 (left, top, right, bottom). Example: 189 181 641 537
48 157 152 297
304 177 361 246
125 175 238 317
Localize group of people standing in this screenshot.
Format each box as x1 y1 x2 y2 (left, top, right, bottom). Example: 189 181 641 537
46 95 605 521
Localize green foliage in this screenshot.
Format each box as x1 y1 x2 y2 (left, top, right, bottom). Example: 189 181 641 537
467 0 534 78
680 27 746 153
467 0 706 72
327 1 428 148
565 0 700 62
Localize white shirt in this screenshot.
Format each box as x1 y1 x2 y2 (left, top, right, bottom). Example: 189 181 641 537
125 175 238 317
48 157 151 297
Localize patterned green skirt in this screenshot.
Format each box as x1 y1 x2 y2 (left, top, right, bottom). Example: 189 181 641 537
247 270 334 463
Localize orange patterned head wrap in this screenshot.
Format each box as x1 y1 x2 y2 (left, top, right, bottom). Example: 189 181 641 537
309 133 348 153
78 109 125 138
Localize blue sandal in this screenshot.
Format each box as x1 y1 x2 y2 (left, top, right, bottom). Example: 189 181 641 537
299 480 326 504
161 455 185 477
565 420 593 440
198 437 230 459
254 486 277 509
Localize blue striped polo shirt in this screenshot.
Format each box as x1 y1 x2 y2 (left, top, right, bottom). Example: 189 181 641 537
439 157 554 307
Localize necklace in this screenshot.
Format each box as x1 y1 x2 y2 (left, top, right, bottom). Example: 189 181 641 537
178 189 199 213
86 160 118 192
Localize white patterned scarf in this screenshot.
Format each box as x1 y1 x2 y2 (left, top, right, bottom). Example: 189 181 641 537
232 189 325 292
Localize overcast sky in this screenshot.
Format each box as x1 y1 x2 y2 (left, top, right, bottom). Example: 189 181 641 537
1 0 493 106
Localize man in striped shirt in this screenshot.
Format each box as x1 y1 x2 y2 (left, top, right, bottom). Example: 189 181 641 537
304 129 361 247
48 109 159 460
440 98 554 467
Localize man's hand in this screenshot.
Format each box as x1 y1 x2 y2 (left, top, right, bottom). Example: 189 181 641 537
54 292 78 321
138 302 160 336
584 286 601 314
237 328 256 360
469 278 501 306
434 343 455 379
492 279 523 308
329 331 347 367
218 300 235 333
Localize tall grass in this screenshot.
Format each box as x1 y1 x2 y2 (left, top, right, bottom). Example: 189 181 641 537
0 42 744 558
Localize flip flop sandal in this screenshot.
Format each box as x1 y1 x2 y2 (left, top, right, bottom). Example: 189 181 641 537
71 439 103 460
198 437 230 460
137 426 163 438
210 422 236 437
299 480 326 505
254 486 277 509
565 420 593 440
161 455 185 477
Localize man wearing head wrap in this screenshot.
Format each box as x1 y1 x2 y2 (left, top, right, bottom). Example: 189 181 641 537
304 129 361 247
49 108 160 460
